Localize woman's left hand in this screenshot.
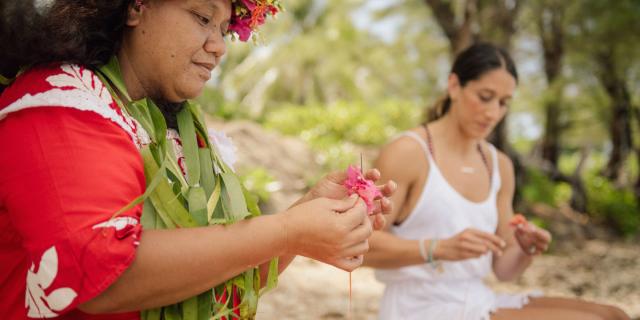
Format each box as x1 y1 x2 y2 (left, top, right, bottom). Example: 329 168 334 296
514 223 552 256
306 168 396 230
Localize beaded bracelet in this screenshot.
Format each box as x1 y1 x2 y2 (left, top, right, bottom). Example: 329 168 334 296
419 238 440 267
418 238 429 262
428 239 438 266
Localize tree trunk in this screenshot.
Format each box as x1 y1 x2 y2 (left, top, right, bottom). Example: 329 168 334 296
424 0 478 55
569 148 589 213
538 2 565 168
596 51 633 182
541 101 561 166
634 105 640 202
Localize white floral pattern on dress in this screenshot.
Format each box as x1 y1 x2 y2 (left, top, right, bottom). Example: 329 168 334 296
25 247 78 318
0 64 150 149
92 217 139 231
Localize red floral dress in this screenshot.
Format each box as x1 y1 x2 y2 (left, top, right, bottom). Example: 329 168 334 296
0 64 148 319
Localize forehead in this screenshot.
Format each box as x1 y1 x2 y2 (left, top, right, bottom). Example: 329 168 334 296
189 0 231 11
467 68 517 95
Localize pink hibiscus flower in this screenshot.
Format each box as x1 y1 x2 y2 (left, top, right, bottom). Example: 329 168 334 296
343 165 382 215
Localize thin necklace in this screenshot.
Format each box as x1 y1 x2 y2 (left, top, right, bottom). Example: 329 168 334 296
423 123 491 183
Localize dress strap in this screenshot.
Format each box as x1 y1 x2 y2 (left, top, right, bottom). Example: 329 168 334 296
395 131 434 164
487 144 501 191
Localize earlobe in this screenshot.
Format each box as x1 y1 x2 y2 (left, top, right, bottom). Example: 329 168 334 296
126 2 144 27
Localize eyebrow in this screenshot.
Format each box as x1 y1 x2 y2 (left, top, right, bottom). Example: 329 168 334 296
196 0 221 12
195 0 231 21
479 88 512 99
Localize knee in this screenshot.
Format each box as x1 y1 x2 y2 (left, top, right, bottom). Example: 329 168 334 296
600 305 630 320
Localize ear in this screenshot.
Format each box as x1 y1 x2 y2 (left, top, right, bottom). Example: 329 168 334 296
447 73 461 101
126 2 144 27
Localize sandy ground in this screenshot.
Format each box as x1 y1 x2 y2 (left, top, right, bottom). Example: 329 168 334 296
257 240 639 320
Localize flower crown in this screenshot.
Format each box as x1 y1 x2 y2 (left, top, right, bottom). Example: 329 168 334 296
229 0 281 41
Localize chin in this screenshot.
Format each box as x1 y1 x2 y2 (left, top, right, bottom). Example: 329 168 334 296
175 83 206 101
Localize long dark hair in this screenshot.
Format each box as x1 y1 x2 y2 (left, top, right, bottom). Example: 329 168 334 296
426 42 518 122
0 1 131 93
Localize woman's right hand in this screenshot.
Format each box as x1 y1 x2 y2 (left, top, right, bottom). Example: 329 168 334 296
435 228 506 261
281 194 372 271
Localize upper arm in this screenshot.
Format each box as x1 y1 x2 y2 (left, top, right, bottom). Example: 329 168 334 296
494 150 516 242
374 136 424 228
0 108 145 316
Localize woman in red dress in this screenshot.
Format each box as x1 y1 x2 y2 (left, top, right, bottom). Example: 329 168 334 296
0 1 393 319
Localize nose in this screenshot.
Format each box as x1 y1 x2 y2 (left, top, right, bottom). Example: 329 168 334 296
485 100 503 121
203 31 226 63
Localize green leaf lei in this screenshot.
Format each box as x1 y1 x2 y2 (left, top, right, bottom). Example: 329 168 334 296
97 57 278 320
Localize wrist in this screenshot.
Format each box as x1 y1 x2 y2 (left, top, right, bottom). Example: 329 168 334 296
516 242 537 257
433 238 445 261
275 212 293 256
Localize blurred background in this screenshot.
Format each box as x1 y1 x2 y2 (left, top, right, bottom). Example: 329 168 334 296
198 0 639 318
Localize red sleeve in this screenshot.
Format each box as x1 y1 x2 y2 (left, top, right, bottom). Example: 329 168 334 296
0 107 145 317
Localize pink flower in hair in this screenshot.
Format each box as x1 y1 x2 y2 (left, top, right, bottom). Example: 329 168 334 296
229 0 281 42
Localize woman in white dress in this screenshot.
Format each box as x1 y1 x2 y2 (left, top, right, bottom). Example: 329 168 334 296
364 43 630 320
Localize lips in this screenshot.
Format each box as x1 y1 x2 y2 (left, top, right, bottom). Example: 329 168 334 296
477 122 491 130
193 62 215 80
193 62 215 71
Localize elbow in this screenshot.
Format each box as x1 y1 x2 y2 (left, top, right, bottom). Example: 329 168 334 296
78 295 129 315
78 301 115 315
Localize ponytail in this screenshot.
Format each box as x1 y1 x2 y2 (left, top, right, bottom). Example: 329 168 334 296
425 94 452 123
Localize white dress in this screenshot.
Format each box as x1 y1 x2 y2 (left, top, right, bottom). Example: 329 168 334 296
375 131 541 320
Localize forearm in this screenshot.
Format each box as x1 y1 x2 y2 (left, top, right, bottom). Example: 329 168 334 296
492 244 533 281
364 231 425 268
80 214 286 314
257 191 313 286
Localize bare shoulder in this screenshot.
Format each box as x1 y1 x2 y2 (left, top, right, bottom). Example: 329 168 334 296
376 131 428 183
495 149 514 175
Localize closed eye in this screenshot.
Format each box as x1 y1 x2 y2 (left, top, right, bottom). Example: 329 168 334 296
479 94 493 103
192 11 211 26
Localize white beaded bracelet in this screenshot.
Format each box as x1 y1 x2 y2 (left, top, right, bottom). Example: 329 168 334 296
418 238 429 262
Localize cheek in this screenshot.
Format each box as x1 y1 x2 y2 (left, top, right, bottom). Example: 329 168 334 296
461 92 484 115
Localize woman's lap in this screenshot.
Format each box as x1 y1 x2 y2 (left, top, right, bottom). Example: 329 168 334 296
491 296 630 320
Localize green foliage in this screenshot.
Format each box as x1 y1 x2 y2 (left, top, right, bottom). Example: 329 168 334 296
240 168 277 203
586 173 640 236
521 168 571 207
266 99 420 145
196 89 247 120
264 99 420 169
522 155 639 236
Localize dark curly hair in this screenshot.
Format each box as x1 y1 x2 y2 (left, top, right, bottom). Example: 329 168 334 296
0 0 131 89
0 0 187 126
